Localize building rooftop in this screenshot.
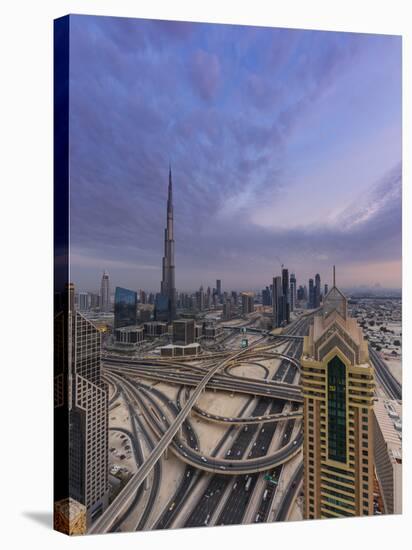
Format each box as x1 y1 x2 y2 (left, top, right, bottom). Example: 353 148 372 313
115 324 144 333
160 343 200 350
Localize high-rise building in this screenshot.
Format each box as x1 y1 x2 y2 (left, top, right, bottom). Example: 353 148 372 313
290 273 297 312
114 287 138 329
100 271 110 313
55 285 109 527
196 286 205 311
78 292 89 311
308 278 315 309
173 319 195 345
315 273 321 308
154 292 170 322
301 270 375 520
223 300 232 321
324 283 329 298
262 286 272 306
205 286 211 308
241 292 254 314
282 267 290 323
157 166 176 323
89 293 100 310
216 279 221 298
272 276 282 328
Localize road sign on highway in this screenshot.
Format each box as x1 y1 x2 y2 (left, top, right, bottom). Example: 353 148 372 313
264 474 278 485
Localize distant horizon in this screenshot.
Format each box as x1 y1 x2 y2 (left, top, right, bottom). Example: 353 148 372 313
73 273 402 297
68 16 401 292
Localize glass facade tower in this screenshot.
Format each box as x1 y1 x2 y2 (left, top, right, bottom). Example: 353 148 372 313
114 286 137 329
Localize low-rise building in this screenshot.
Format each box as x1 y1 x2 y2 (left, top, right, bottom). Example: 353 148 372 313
203 324 223 339
160 343 200 357
173 319 195 345
143 321 168 338
115 325 144 346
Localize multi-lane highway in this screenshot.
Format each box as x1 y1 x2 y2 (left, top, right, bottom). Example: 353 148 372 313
369 346 402 400
90 332 283 533
90 314 312 533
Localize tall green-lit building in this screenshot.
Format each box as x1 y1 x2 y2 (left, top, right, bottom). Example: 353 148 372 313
301 271 375 519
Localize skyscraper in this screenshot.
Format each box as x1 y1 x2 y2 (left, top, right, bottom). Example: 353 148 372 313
290 272 297 312
100 271 110 313
78 292 89 311
55 285 109 527
272 276 282 328
196 285 205 311
216 279 222 298
315 273 321 308
241 292 254 314
282 267 290 323
301 269 375 519
223 299 232 321
262 285 272 306
157 166 176 323
114 287 138 329
308 278 315 309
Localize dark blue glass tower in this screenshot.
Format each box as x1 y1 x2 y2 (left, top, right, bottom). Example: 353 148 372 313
114 287 137 329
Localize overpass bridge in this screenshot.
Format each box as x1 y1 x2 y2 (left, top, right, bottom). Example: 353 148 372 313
89 336 271 533
221 325 304 340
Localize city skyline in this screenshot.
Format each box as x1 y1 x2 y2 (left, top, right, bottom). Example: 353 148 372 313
54 14 402 535
68 16 402 291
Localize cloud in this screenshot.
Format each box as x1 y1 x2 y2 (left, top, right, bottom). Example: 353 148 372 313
189 49 221 101
335 163 401 232
66 16 401 290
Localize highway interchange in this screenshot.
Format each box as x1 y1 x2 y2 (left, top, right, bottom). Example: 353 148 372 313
89 310 401 534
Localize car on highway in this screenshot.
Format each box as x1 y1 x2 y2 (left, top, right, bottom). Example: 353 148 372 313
200 456 207 463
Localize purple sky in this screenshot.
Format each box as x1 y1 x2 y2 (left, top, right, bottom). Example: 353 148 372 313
68 15 402 293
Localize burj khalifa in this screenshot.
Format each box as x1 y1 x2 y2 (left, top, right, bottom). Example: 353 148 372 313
156 166 176 323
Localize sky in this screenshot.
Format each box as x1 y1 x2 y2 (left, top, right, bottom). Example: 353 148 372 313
68 15 402 293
